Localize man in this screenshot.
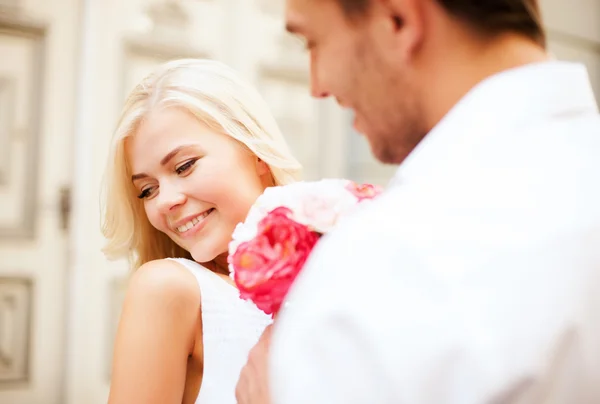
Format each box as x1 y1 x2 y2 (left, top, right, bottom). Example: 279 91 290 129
236 0 600 403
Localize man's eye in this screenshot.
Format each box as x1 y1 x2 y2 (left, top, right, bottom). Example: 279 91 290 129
175 159 197 175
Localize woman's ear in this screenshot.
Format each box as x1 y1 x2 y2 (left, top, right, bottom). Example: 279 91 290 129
255 157 269 176
256 157 275 186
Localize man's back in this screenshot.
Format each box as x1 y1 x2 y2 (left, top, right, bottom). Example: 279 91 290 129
270 61 600 403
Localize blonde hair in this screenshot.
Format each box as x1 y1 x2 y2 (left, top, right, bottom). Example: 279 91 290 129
101 59 302 269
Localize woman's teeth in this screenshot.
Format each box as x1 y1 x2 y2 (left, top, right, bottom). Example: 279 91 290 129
176 209 212 233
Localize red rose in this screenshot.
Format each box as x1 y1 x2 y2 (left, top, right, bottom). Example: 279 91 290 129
229 207 320 316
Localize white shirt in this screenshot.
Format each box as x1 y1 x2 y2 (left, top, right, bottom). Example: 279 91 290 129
270 61 600 404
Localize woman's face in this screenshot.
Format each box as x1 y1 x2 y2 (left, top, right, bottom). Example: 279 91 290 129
127 107 270 263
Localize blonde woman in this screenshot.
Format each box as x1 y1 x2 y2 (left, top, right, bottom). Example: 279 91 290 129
102 59 302 404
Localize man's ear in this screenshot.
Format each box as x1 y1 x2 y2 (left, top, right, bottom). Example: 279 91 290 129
375 0 425 59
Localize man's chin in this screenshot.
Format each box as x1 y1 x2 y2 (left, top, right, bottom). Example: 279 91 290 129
352 115 361 132
369 140 399 165
352 118 402 164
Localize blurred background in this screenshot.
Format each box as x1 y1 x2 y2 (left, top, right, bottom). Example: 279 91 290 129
0 0 598 403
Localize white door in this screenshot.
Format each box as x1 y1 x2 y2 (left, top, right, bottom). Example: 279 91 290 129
64 0 218 401
0 0 78 403
67 1 600 403
64 1 346 403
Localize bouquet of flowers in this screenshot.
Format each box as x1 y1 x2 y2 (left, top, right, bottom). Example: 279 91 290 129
227 178 383 317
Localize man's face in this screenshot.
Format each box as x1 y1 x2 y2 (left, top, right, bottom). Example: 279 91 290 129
285 0 426 164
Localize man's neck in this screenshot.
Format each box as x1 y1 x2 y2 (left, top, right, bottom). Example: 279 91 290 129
420 33 549 133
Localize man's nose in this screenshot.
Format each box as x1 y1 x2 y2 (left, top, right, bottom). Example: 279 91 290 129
310 55 330 99
311 86 330 98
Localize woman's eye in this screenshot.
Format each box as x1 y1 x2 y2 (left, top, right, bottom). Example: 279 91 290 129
175 159 197 175
137 187 154 199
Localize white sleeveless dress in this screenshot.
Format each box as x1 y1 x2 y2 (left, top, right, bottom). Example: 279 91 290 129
167 258 273 404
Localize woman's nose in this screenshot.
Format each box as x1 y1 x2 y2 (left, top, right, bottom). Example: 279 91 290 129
156 185 187 214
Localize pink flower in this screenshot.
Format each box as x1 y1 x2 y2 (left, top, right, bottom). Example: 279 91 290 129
228 207 320 316
346 181 383 201
297 194 344 233
227 179 384 316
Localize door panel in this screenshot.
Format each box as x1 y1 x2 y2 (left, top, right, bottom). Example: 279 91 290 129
0 1 78 403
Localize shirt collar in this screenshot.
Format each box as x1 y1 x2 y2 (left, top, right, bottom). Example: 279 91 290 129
389 61 599 187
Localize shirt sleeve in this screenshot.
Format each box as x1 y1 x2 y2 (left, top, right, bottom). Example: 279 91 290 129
268 209 596 404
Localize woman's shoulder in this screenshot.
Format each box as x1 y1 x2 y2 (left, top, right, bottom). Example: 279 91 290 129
125 258 201 313
109 259 202 398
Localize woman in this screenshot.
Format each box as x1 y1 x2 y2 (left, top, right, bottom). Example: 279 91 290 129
102 58 302 403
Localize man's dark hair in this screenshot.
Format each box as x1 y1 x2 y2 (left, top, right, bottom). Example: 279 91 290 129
338 0 546 47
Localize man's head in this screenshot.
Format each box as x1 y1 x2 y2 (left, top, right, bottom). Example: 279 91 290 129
285 0 547 164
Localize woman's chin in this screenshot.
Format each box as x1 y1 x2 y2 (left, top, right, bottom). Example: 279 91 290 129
190 250 214 265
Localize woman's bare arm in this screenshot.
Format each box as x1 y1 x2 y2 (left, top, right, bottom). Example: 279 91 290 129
108 259 201 404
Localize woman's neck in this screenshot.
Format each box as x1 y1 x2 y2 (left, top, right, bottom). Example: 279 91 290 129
206 253 229 276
